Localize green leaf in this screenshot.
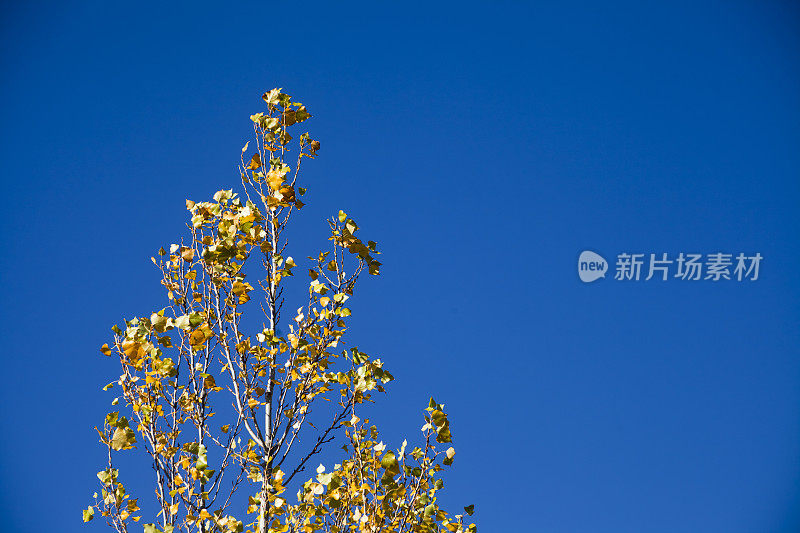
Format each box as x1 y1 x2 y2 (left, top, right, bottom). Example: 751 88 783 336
82 506 94 522
380 450 398 471
464 504 475 516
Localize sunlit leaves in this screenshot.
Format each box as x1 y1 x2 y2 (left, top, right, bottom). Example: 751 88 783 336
180 247 194 262
188 322 213 350
149 311 169 333
262 88 281 106
380 450 399 479
97 468 117 485
109 416 136 451
232 280 254 304
174 315 190 330
294 106 311 123
427 399 453 443
121 339 146 368
444 446 456 466
266 164 290 191
87 88 475 533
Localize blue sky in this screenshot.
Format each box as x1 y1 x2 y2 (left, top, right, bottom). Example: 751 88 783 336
1 1 799 532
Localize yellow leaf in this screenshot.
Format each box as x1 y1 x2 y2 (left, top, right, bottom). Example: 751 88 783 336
110 427 135 451
278 186 295 202
121 340 144 364
266 169 284 190
189 330 206 346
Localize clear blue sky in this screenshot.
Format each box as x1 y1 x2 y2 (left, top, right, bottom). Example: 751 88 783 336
1 1 799 532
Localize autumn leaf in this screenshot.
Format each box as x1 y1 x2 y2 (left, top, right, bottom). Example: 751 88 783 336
110 426 136 451
248 152 262 170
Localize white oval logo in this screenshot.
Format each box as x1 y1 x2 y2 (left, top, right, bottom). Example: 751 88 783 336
578 251 607 283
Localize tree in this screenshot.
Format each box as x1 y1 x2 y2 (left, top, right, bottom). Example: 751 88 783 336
85 89 477 533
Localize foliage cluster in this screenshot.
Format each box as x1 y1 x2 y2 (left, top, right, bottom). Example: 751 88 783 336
85 89 476 533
